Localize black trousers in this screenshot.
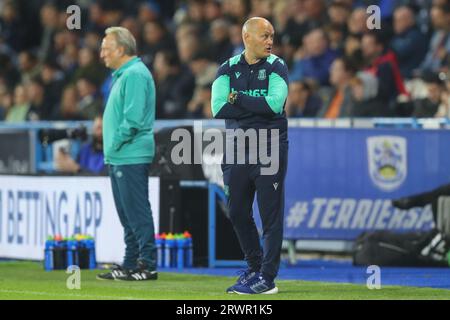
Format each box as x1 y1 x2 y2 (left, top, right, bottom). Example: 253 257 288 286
222 145 288 282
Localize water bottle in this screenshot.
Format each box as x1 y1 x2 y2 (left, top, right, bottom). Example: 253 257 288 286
67 238 77 267
164 234 175 268
184 231 193 268
85 237 96 269
176 236 186 269
155 234 165 268
44 238 54 271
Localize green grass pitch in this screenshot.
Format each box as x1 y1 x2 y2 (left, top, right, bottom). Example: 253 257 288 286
0 261 449 300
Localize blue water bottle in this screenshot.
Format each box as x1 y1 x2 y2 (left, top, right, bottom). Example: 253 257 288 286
44 238 54 271
184 231 193 268
85 237 96 269
164 234 175 268
156 234 165 268
176 236 186 269
67 238 77 267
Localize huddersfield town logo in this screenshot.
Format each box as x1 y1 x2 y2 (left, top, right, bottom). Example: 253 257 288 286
367 136 407 192
258 69 266 80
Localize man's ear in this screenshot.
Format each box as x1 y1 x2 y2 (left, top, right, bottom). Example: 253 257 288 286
117 46 125 57
243 32 250 45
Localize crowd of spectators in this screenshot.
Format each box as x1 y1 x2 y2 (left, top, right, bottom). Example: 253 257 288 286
0 0 449 122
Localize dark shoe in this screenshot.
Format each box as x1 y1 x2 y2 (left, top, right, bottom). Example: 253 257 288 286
226 269 258 293
96 264 128 280
391 197 415 210
115 269 158 281
115 260 158 281
233 272 278 295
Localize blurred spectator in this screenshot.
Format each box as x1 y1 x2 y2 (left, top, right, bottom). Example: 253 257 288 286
290 28 340 86
75 77 103 120
153 50 190 119
286 80 322 117
281 0 326 57
344 33 364 69
181 0 210 37
319 57 357 118
82 31 103 52
303 0 327 26
229 22 245 56
412 72 447 117
222 0 251 25
26 79 46 121
58 43 79 80
418 3 450 74
349 71 383 117
187 52 218 117
209 18 234 64
327 1 351 33
177 33 201 65
121 16 142 45
187 84 213 118
0 53 20 89
18 51 41 84
5 84 32 122
435 74 450 117
0 1 26 52
204 0 223 23
272 0 291 43
138 1 161 25
41 59 65 119
324 23 346 52
362 30 409 115
0 85 13 121
391 6 429 79
55 115 105 175
55 85 85 121
85 2 107 34
141 19 176 68
249 0 274 19
72 47 107 86
38 3 60 63
347 7 368 36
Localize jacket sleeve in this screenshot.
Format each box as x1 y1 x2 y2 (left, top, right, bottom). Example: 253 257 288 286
211 64 252 119
235 58 289 116
112 73 149 151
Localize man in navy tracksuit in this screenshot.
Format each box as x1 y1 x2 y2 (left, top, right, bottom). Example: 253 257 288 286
211 17 289 294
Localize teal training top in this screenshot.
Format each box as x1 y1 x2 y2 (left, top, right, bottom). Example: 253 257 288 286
103 57 155 165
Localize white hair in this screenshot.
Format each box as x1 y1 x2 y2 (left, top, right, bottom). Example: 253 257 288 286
105 27 137 56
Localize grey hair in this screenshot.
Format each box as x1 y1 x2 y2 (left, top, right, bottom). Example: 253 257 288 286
105 27 137 56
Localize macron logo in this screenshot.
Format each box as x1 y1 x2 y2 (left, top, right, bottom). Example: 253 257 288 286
273 182 279 190
235 72 241 79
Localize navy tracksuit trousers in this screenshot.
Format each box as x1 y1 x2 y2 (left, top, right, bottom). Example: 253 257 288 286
109 164 156 271
222 144 288 282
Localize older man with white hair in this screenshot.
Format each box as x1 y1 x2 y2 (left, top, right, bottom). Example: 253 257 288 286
96 27 157 282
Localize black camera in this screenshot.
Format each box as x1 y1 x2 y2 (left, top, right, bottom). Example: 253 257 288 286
38 125 88 145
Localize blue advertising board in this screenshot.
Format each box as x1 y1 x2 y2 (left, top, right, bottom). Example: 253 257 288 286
256 127 450 240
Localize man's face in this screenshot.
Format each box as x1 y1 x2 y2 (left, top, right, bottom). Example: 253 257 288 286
305 30 327 57
100 34 122 69
393 8 413 34
361 35 380 60
330 59 346 86
244 22 274 59
427 83 443 102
